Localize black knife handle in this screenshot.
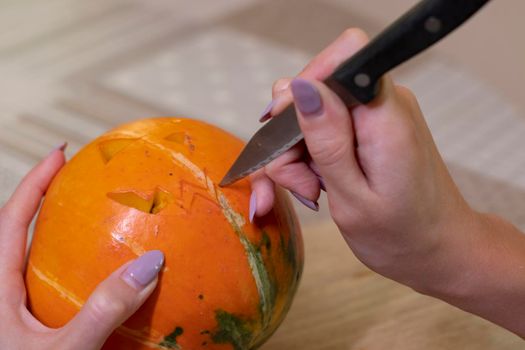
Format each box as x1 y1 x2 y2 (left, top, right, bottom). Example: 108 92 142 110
326 0 490 104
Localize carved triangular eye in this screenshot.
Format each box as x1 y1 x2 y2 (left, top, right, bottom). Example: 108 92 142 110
150 188 174 214
98 138 138 163
107 188 174 214
165 132 186 144
165 132 195 151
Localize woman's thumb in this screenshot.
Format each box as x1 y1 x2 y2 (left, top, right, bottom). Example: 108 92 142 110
59 250 164 350
290 78 366 194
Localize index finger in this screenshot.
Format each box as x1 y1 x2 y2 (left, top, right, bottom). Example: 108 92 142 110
270 28 370 116
0 145 66 275
300 28 370 80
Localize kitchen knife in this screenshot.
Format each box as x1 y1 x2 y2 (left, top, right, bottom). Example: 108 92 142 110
220 0 490 187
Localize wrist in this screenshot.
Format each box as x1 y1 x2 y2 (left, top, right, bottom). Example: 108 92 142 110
405 206 482 299
416 210 525 337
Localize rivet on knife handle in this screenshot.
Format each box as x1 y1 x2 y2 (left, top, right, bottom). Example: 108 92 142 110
327 0 491 105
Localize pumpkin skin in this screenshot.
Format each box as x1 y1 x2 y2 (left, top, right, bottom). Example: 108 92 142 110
25 117 303 350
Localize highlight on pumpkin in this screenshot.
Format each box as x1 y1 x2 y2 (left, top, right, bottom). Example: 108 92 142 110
99 138 138 163
107 188 174 214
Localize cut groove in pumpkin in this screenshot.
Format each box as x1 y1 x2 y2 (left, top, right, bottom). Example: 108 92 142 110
165 132 186 144
151 188 174 214
98 138 137 163
165 132 195 151
107 188 174 214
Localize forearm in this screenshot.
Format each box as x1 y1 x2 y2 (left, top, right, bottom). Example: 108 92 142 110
417 210 525 337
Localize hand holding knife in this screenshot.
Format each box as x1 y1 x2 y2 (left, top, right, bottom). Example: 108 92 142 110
220 0 490 187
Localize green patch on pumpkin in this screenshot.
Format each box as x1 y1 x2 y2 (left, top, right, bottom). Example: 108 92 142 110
284 208 298 265
159 327 184 349
279 231 296 270
259 230 271 251
218 194 276 328
212 310 254 350
240 235 277 327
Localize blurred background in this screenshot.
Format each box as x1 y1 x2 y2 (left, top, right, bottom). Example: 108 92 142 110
1 0 525 348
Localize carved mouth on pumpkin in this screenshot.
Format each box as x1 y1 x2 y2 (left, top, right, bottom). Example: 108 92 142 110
107 188 174 214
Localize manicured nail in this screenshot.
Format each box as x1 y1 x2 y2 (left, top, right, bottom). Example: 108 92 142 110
50 142 68 155
309 160 320 176
259 100 276 122
308 161 325 191
290 78 323 117
318 176 326 192
121 250 164 289
249 191 257 222
291 191 319 211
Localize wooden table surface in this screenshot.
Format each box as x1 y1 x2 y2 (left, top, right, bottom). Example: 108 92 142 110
262 220 523 350
1 1 525 349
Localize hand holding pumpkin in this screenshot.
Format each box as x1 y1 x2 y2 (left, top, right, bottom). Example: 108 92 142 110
0 146 163 350
251 28 525 337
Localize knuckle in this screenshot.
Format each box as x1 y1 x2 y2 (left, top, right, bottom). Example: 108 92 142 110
329 201 362 232
340 28 369 44
308 137 351 169
264 159 282 177
329 198 374 238
267 162 310 189
272 78 291 94
328 201 349 226
86 290 130 325
300 60 315 77
395 85 418 106
265 146 303 176
382 124 419 155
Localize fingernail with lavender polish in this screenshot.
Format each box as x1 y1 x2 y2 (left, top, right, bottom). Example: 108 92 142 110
291 191 319 211
249 191 257 223
308 162 325 191
318 176 326 192
259 100 276 122
121 250 164 290
309 161 320 176
290 78 323 117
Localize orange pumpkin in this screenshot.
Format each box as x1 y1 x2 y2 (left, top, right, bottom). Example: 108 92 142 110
25 118 303 350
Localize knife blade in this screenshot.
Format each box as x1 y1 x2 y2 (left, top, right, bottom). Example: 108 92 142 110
220 0 490 187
